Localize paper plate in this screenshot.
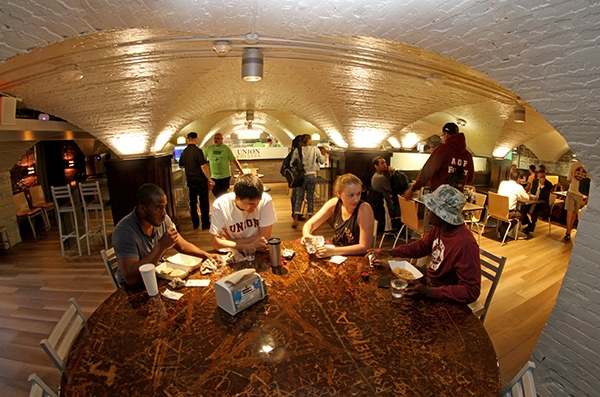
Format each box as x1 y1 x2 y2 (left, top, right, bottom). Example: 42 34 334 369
388 260 423 280
166 253 202 269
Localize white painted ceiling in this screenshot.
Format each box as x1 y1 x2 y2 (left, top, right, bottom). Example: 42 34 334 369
0 0 582 162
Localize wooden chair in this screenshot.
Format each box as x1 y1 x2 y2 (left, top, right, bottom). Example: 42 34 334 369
29 185 55 232
501 361 537 397
79 180 109 251
28 373 58 397
101 247 120 290
479 192 520 246
0 225 12 250
381 195 424 248
40 298 87 372
13 192 44 239
468 249 507 323
464 191 487 235
51 185 88 257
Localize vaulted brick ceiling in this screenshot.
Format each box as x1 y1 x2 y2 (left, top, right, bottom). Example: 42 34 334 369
0 0 589 163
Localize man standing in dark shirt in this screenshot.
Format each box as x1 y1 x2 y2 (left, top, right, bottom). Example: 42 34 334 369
178 132 214 230
404 122 474 199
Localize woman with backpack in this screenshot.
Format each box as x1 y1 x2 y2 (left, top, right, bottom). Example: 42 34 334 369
291 134 328 228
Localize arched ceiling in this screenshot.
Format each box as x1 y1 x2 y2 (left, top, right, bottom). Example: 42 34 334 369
0 1 578 164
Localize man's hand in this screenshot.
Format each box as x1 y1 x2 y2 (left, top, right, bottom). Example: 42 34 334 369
387 166 395 175
403 188 414 200
366 248 390 259
159 227 179 251
252 237 269 252
403 283 431 300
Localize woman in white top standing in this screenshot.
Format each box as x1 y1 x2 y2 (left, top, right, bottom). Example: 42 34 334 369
291 134 328 228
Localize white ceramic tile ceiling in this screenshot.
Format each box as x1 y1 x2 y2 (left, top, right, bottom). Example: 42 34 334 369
0 0 594 161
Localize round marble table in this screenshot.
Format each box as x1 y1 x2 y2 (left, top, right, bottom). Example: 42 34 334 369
61 242 500 396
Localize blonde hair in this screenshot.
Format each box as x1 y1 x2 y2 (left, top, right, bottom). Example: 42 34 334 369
333 173 364 194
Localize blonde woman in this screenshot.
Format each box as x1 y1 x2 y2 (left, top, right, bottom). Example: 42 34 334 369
302 173 374 258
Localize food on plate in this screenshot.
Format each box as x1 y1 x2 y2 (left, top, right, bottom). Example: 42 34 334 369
169 269 187 277
392 267 416 280
159 267 175 276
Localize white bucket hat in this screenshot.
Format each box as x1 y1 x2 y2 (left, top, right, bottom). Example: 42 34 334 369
422 184 466 226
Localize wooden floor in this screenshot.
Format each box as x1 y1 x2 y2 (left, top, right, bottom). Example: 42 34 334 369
0 182 574 395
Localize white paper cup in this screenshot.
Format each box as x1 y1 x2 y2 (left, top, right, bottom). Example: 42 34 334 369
139 263 159 296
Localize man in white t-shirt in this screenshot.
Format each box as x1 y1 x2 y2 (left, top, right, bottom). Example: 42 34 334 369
210 173 277 252
497 172 530 237
564 160 588 241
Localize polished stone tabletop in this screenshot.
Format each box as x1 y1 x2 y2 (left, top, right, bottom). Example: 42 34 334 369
61 242 499 396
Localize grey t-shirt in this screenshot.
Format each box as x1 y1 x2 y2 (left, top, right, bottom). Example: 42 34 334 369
112 209 172 285
371 173 391 193
372 173 392 209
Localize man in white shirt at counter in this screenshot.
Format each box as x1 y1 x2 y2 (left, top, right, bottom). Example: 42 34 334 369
497 172 530 238
210 173 277 252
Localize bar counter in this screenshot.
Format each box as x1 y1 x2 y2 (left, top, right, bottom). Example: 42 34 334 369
61 242 499 396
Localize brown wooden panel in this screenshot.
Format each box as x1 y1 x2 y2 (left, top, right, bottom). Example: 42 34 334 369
105 155 175 225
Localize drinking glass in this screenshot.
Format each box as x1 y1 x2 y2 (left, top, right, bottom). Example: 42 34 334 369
244 247 256 262
391 279 408 299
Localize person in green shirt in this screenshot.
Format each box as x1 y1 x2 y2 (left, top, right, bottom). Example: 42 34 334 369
204 133 244 198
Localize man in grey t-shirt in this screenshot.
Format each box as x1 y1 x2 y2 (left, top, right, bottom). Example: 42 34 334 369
371 156 395 229
112 183 222 288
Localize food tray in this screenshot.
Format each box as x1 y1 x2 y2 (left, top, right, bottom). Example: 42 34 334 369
155 262 191 280
388 260 423 280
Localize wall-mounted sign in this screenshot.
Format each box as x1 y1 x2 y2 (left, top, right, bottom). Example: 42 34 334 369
233 146 288 160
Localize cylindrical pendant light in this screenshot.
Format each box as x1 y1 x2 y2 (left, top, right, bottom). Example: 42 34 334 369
242 48 263 82
514 104 526 123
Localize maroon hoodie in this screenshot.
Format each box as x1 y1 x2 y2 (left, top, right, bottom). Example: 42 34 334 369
411 132 474 192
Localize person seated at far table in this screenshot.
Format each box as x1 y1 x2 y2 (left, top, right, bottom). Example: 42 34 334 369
112 183 223 288
302 173 374 258
522 169 554 238
210 173 277 252
497 172 530 238
368 184 480 304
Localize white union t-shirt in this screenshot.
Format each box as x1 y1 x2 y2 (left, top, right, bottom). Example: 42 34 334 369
210 192 277 239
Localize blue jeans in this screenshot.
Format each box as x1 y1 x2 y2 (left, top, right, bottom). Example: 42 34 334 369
293 174 317 216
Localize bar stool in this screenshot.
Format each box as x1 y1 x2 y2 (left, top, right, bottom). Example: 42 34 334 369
51 185 88 256
0 225 12 250
78 180 109 251
29 185 54 231
13 192 44 239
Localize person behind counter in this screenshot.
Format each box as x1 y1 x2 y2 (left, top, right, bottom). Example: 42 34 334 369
112 183 222 288
210 173 277 252
368 184 480 304
302 173 374 258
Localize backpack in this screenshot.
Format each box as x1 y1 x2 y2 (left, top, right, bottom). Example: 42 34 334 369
448 165 465 190
282 147 305 188
579 177 590 196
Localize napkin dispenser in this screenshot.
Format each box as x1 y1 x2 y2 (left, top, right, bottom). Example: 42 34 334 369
215 269 267 316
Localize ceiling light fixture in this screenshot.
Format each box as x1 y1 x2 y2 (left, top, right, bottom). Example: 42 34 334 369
242 48 263 82
456 118 467 127
514 104 526 123
212 41 232 57
312 132 320 141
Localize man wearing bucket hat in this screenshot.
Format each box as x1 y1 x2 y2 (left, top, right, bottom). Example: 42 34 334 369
368 184 481 304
